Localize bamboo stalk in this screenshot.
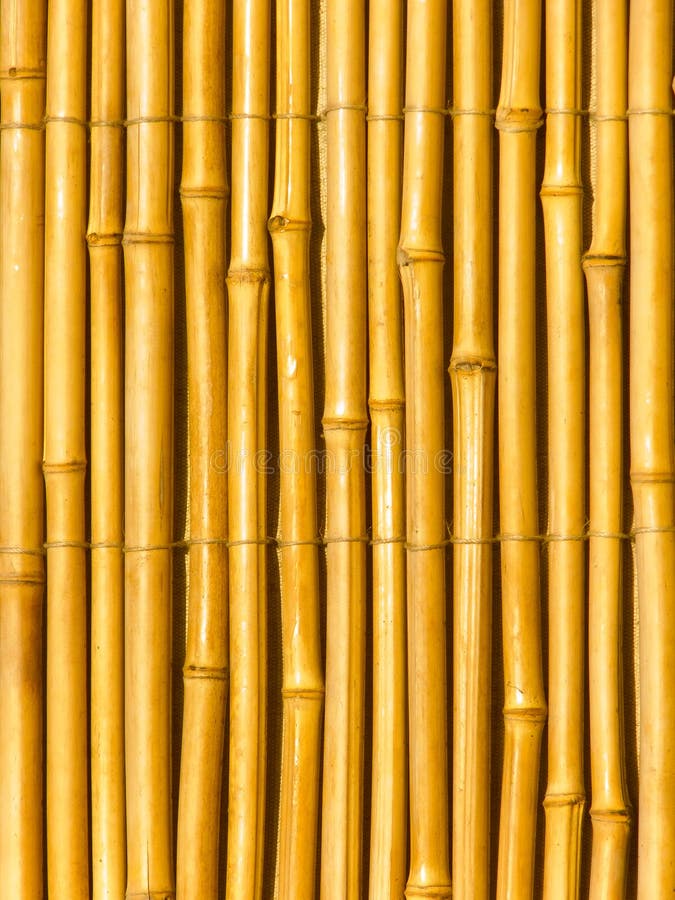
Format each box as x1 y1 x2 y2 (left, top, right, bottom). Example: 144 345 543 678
495 2 546 898
43 0 89 895
319 1 368 896
123 0 175 895
398 1 451 897
628 1 675 896
583 0 631 896
0 3 46 897
367 0 407 896
176 1 228 898
225 0 270 896
540 0 586 893
269 1 323 897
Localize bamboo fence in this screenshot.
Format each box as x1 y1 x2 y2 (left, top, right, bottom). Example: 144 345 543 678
0 1 673 899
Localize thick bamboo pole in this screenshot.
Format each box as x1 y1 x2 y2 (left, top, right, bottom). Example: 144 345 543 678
495 2 546 898
583 0 631 896
319 1 367 896
0 4 46 898
44 0 89 896
628 1 675 897
176 1 228 898
540 0 586 894
123 0 175 895
367 0 407 897
225 0 270 896
269 1 323 898
398 1 451 897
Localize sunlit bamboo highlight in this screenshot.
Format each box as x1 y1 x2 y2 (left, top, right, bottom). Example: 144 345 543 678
0 3 46 897
367 0 407 897
583 0 631 896
540 0 586 894
319 1 368 896
176 1 228 898
269 1 324 897
44 0 89 895
495 1 546 898
225 0 270 896
123 0 175 895
398 1 451 897
628 1 675 896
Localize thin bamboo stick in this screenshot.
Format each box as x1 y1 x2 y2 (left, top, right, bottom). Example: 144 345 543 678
176 1 228 898
367 0 407 896
269 1 323 897
44 0 89 895
628 1 675 896
540 0 586 893
225 0 270 896
123 0 175 895
0 3 46 897
319 1 368 896
583 0 631 896
495 2 546 898
398 1 451 897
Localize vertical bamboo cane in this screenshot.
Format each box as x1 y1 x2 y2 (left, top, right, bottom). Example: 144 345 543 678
225 0 270 896
495 2 546 898
123 0 175 896
176 1 228 898
583 0 631 896
367 0 407 897
269 1 324 897
0 3 46 897
628 1 675 896
398 1 451 897
44 0 89 896
319 1 367 896
540 0 586 894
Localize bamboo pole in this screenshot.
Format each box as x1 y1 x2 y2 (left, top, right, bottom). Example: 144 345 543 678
398 1 451 897
269 1 324 897
495 2 546 898
176 1 228 898
367 0 407 896
225 0 270 896
540 0 586 893
628 1 675 896
123 0 175 895
43 0 89 895
0 3 46 897
319 1 368 896
583 0 631 896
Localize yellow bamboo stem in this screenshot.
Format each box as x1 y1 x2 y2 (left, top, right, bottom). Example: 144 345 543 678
319 1 367 896
44 0 89 895
398 1 451 897
0 3 46 897
123 0 175 895
495 2 546 898
176 1 228 898
367 0 407 896
628 1 675 896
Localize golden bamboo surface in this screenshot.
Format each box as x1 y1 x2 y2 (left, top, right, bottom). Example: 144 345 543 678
398 1 451 897
123 0 175 895
629 1 675 897
541 0 586 894
0 3 46 898
44 0 89 895
319 1 368 896
495 2 546 898
367 0 407 896
225 0 270 896
269 1 324 897
176 1 228 898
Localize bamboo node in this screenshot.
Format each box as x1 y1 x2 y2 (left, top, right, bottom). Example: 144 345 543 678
543 793 585 809
0 66 45 80
183 664 228 682
87 231 123 246
448 357 497 375
495 107 543 132
122 232 174 245
540 184 584 198
397 246 445 266
179 187 228 200
42 460 86 474
368 398 405 411
321 416 368 431
503 705 547 722
280 687 325 699
405 886 453 899
589 807 632 824
582 252 627 270
268 215 311 233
